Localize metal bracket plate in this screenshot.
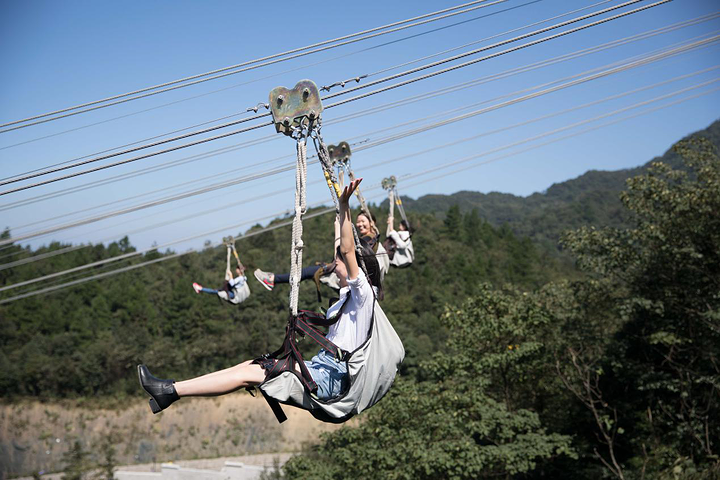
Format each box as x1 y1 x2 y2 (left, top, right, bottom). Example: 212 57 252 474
327 141 351 166
268 80 323 135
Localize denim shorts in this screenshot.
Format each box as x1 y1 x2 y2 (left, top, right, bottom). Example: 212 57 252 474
305 349 348 400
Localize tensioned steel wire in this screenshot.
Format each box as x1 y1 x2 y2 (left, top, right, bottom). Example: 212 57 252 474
6 17 710 215
322 0 675 109
0 0 601 188
0 0 672 195
398 86 720 191
0 0 617 176
2 83 715 305
0 0 545 155
396 83 720 185
2 39 715 248
0 205 343 304
0 0 506 133
364 0 620 78
2 77 716 288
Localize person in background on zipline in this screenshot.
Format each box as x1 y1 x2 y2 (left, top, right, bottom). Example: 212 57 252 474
357 210 389 285
193 265 247 302
138 178 383 412
253 209 383 291
386 216 414 267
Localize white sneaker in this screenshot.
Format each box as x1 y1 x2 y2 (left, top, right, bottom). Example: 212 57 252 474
192 282 203 294
253 269 274 291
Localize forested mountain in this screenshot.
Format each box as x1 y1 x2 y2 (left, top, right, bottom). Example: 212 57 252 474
403 119 720 251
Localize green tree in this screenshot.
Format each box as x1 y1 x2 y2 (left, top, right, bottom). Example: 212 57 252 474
283 286 576 480
93 433 118 480
61 440 90 480
444 204 463 237
562 138 720 477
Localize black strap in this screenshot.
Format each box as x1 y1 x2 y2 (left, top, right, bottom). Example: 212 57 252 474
295 316 340 359
258 310 346 423
260 389 287 423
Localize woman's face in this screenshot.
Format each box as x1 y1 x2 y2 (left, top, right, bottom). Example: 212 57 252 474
398 222 407 232
356 214 371 237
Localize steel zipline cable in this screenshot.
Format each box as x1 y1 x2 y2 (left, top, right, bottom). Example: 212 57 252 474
0 0 578 156
1 75 717 284
0 0 673 195
5 65 715 275
3 17 714 216
0 0 619 177
2 82 717 305
1 37 716 248
0 0 506 133
322 0 675 109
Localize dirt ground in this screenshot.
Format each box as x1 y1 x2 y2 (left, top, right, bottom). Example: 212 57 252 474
1 394 345 479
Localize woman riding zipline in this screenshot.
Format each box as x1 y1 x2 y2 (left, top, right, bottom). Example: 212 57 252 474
192 241 250 305
386 216 414 268
355 210 389 284
138 179 388 412
253 209 386 292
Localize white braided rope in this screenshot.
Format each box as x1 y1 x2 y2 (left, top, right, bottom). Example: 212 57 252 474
225 244 232 281
386 189 395 237
289 136 308 316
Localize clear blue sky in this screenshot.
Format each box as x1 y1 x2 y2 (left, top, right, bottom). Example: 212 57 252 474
1 0 718 254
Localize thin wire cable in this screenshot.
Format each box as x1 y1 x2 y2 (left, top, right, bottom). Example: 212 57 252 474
399 85 720 189
323 0 660 102
3 74 716 279
2 40 714 247
0 0 660 189
0 206 341 304
0 0 505 133
398 82 720 184
324 1 683 112
0 1 674 200
366 0 616 78
4 84 715 304
0 0 539 156
8 19 707 213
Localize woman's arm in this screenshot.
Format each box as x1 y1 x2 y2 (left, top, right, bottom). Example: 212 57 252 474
386 215 395 238
339 178 362 280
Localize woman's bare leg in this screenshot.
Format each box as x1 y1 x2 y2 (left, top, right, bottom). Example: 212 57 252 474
174 361 266 397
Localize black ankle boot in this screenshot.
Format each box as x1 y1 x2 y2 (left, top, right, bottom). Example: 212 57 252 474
137 365 180 414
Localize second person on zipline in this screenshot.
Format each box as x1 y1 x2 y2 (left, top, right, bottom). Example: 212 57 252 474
253 209 386 292
138 178 384 411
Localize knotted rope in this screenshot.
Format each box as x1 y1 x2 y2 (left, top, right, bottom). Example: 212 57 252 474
289 132 308 316
386 189 395 237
